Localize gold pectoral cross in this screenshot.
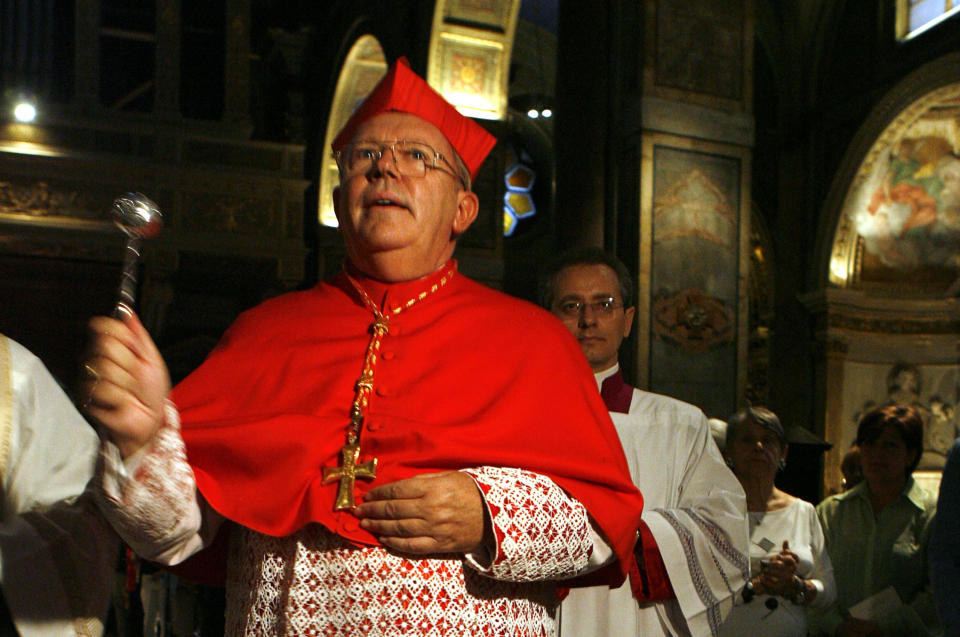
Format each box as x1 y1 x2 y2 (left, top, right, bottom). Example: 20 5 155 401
323 443 378 510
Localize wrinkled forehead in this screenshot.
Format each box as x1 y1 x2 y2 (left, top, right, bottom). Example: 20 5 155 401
350 112 455 158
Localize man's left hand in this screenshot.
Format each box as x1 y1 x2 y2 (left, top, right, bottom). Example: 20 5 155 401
355 471 489 555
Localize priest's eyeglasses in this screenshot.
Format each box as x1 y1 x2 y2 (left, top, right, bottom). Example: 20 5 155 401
336 140 466 187
555 297 624 318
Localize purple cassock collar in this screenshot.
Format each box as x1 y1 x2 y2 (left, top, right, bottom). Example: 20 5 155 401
599 367 633 414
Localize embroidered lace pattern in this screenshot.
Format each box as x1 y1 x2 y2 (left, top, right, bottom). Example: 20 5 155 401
100 415 595 636
461 467 593 581
223 467 593 636
95 406 194 556
224 525 562 636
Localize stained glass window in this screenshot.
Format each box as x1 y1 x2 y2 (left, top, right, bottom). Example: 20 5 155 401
898 0 960 40
502 145 537 236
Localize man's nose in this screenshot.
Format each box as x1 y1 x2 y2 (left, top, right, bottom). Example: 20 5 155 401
371 148 399 178
578 305 598 325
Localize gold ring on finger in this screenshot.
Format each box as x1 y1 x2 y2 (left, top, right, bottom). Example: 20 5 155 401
83 363 100 381
81 365 100 410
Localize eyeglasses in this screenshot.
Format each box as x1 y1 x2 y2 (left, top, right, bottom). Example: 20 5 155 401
336 140 466 186
555 297 624 319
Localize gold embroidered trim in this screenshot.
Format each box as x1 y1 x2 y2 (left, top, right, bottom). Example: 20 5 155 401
322 266 456 510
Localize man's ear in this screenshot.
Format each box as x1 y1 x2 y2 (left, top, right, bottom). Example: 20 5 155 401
452 189 479 237
332 186 342 223
623 306 636 338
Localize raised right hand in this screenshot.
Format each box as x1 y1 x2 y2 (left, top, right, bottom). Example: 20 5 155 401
83 311 171 458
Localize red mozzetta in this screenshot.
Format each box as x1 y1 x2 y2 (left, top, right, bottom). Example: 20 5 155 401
172 261 644 580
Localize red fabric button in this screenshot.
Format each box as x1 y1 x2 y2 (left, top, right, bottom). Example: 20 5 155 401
382 351 396 360
367 421 380 431
376 386 390 397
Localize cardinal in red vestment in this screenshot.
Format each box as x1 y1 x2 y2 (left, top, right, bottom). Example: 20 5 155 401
85 57 645 636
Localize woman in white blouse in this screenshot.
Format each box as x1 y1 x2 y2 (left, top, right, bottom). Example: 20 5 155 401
719 407 836 637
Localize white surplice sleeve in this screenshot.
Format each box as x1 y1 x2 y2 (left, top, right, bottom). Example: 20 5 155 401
95 401 223 566
0 336 117 637
631 398 750 636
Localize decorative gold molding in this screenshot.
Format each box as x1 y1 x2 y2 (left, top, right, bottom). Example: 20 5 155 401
427 0 521 120
828 314 960 335
801 287 960 336
0 181 104 222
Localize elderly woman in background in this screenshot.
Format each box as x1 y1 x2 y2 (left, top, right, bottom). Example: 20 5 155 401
720 407 836 636
813 404 939 637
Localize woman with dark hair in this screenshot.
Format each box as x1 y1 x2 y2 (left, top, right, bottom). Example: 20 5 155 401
720 407 836 636
813 404 939 636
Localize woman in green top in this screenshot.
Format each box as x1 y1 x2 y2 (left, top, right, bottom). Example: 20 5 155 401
814 405 939 636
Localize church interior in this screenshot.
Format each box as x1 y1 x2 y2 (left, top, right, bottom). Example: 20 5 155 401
2 0 960 508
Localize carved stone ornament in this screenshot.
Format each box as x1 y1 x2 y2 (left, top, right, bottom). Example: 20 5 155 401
652 287 735 353
0 181 103 221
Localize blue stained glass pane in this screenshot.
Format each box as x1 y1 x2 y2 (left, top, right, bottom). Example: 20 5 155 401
910 0 942 29
908 0 959 35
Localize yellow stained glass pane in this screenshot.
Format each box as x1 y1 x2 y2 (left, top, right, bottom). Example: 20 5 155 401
507 192 534 217
503 209 517 235
507 165 534 190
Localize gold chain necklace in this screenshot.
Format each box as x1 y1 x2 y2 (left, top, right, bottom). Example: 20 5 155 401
322 265 456 510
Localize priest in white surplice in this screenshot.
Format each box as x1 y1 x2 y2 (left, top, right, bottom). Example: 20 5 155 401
542 249 749 636
0 334 116 637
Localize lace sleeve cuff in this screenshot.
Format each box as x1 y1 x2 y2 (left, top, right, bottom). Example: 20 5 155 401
460 466 593 582
95 400 207 563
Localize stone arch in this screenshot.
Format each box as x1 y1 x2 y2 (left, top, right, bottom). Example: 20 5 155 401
815 52 960 294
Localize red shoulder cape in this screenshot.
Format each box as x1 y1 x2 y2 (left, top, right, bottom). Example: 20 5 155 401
172 263 643 580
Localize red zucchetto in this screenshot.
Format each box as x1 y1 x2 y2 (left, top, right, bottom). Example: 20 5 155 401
331 57 497 180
